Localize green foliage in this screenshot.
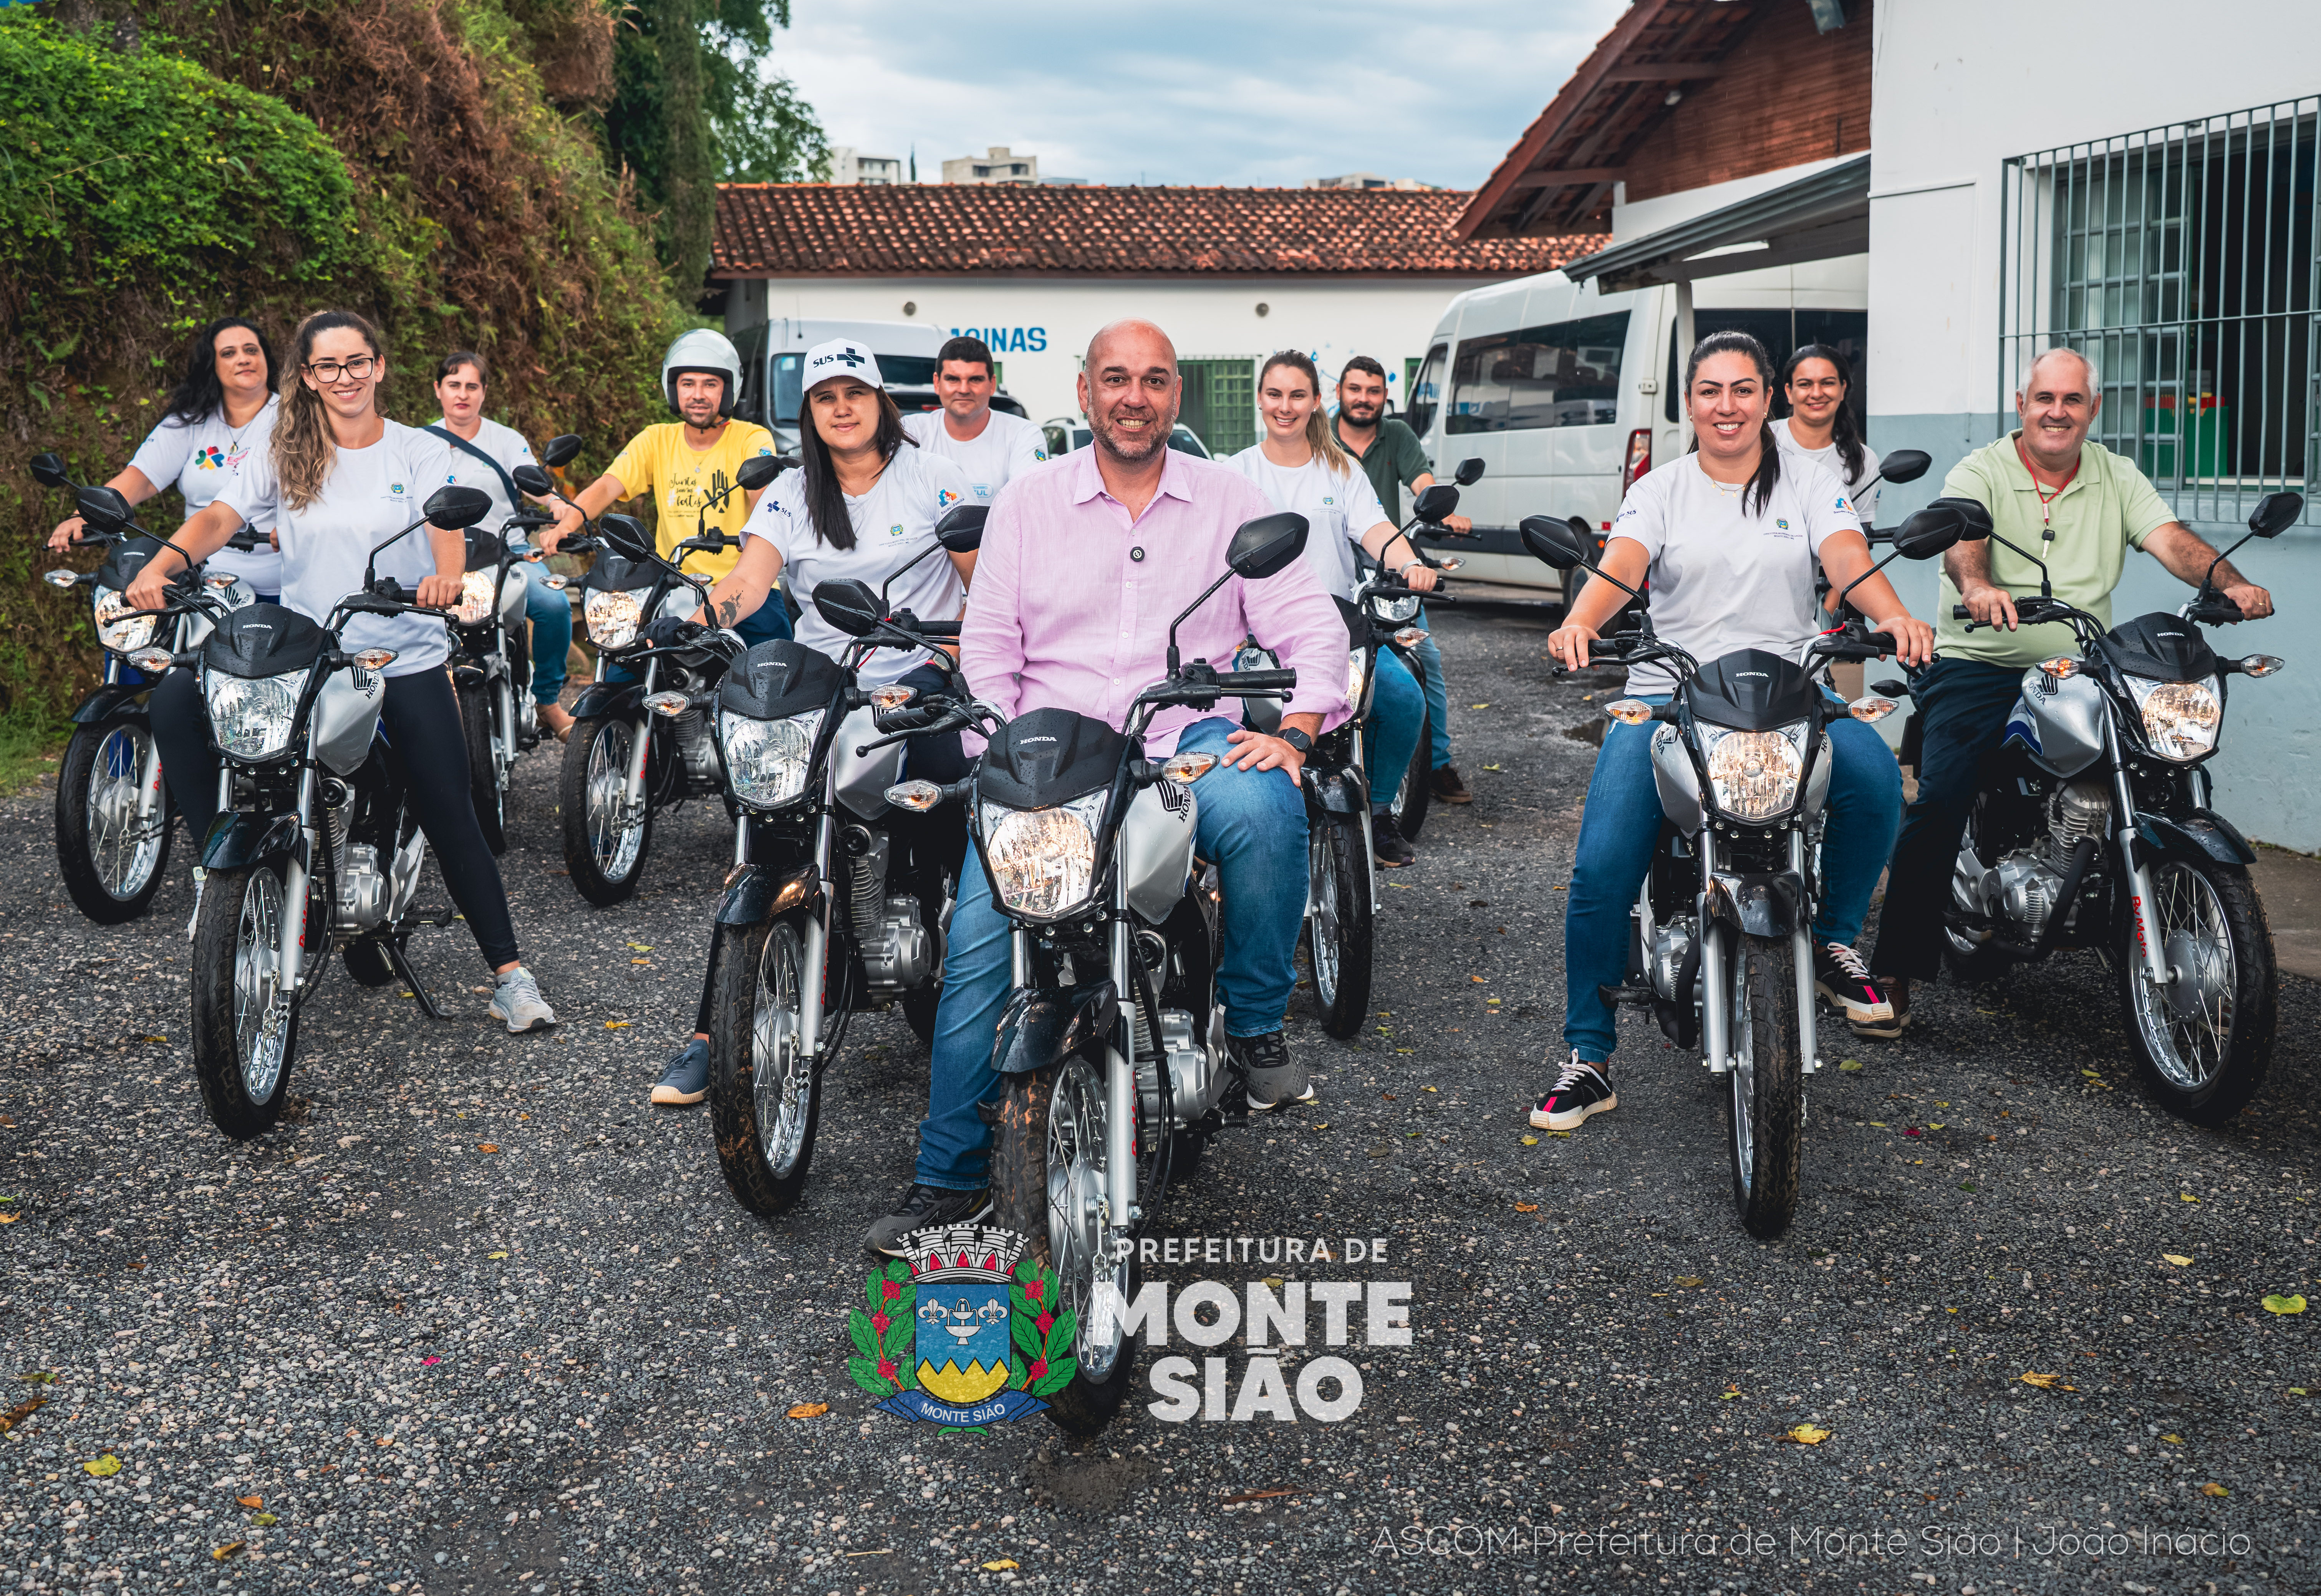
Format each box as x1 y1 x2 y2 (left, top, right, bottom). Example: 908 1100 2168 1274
712 62 829 184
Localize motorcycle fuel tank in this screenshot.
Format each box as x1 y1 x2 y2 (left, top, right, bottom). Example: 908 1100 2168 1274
2005 668 2109 778
832 704 901 819
312 666 386 777
1120 778 1198 923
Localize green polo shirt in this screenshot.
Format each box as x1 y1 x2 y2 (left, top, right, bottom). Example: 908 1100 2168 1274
1336 415 1431 523
1933 431 2178 669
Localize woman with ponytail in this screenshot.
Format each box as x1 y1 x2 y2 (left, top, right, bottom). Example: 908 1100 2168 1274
1530 331 1932 1135
127 310 558 1034
1224 350 1434 868
1774 343 1881 526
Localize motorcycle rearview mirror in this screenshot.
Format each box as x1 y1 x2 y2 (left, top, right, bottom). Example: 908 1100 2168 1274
933 503 988 553
541 434 583 469
596 514 654 562
30 452 73 490
511 462 555 498
1412 483 1460 522
422 484 495 531
2249 491 2302 537
813 578 883 638
1516 514 1589 572
75 484 135 533
1888 501 1974 562
736 454 781 492
1226 512 1309 580
1873 448 1932 487
1454 457 1486 487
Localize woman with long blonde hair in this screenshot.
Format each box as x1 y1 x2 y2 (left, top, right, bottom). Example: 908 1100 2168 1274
1223 350 1435 868
127 309 558 1033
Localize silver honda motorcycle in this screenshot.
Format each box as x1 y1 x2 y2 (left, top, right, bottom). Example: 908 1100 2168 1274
1522 505 1968 1237
1927 490 2299 1124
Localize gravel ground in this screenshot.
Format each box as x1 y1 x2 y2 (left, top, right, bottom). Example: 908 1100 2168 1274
3 606 2316 1595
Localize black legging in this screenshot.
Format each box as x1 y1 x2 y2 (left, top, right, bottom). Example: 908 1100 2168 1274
150 667 521 969
689 660 966 1035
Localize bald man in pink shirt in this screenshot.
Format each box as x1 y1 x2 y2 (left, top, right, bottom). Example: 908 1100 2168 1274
866 320 1352 1258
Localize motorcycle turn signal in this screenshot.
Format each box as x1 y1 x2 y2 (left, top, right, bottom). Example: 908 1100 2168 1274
350 648 398 672
1161 752 1220 784
2238 654 2286 677
885 780 944 812
2038 655 2081 680
127 647 176 674
1847 696 1899 723
41 569 80 589
1603 698 1655 726
643 690 689 717
869 684 918 712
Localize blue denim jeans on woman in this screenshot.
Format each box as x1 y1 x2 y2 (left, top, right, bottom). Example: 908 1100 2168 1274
516 562 574 706
1410 609 1452 769
1366 648 1425 812
1561 695 1903 1063
914 714 1309 1191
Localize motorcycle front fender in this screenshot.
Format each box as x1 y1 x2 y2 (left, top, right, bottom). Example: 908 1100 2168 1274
716 858 822 926
989 979 1120 1078
1703 869 1806 938
202 810 303 872
1305 762 1369 817
451 663 491 691
68 681 152 726
572 679 644 720
2135 809 2256 867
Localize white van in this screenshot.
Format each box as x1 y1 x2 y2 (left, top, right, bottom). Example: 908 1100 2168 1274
728 317 1027 451
1405 273 1867 598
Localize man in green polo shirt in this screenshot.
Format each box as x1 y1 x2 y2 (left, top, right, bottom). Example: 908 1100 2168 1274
1860 347 2273 1034
1335 355 1478 804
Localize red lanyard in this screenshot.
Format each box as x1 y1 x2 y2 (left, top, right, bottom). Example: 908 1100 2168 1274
2016 434 2078 539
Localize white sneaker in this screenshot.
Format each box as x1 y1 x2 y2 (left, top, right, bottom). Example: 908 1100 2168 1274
489 967 557 1033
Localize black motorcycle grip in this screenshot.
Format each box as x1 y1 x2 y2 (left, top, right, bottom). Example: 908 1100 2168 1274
1219 669 1297 690
1950 604 1971 619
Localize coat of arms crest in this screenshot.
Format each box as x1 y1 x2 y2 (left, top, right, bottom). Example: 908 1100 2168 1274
848 1224 1078 1427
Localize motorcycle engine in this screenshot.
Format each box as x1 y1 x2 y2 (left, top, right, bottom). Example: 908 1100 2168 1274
860 895 934 993
1647 919 1694 1001
1968 779 2111 940
674 704 720 784
1135 1007 1212 1132
335 842 387 932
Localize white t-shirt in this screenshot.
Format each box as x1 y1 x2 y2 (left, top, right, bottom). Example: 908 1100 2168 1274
1770 418 1880 527
221 419 461 677
1607 452 1865 696
1220 445 1390 600
900 408 1049 504
739 443 974 686
424 415 537 542
128 396 283 592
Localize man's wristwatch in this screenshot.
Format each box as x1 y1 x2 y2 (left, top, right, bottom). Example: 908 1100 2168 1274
1278 727 1314 756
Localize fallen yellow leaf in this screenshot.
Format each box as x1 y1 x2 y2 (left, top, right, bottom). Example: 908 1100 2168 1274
2261 1294 2307 1315
1784 1424 1831 1445
631 958 651 966
2161 1434 2183 1444
2161 1254 2193 1266
626 942 652 952
604 1020 630 1029
2200 1482 2229 1497
212 1543 245 1562
2019 1372 2059 1389
235 1495 263 1510
477 1143 500 1153
786 1402 828 1419
0 1213 17 1224
2180 1193 2198 1203
82 1455 121 1477
1673 1275 1706 1289
1521 1135 1539 1145
1720 1385 1743 1400
488 1251 509 1260
1838 1058 1863 1072
982 1560 1020 1571
250 1512 277 1526
1514 1202 1539 1213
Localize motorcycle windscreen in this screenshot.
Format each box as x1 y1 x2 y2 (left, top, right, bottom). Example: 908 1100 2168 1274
977 706 1130 810
1681 648 1820 733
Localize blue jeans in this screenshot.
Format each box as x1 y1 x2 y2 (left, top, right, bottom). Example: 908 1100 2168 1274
914 715 1309 1190
1367 649 1425 812
1410 610 1452 769
1867 657 2026 981
1561 696 1904 1062
517 563 573 706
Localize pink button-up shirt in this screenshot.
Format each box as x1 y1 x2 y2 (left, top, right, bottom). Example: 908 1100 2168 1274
962 445 1352 756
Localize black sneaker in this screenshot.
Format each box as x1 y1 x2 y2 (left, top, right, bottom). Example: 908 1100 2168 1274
1531 1051 1616 1130
864 1183 994 1258
1814 941 1895 1033
1372 819 1416 868
1229 1030 1316 1112
1851 973 1910 1039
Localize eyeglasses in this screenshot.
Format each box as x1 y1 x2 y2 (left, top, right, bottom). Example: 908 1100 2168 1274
305 355 378 383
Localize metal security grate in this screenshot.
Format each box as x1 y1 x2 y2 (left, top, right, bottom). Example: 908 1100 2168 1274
2000 98 2319 526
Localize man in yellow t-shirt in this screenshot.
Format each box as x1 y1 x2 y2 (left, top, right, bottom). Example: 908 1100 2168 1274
543 328 789 643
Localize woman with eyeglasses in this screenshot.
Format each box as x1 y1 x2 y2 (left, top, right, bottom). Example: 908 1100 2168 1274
126 310 558 1033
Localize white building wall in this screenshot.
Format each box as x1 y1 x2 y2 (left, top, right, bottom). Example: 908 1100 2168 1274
725 276 1495 445
1869 0 2321 847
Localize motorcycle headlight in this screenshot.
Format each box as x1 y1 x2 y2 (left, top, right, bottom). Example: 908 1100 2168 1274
979 792 1106 920
585 588 645 650
1368 592 1421 624
1698 722 1808 822
2126 674 2221 761
93 586 156 654
204 668 308 761
718 708 821 808
1346 649 1369 706
453 570 498 626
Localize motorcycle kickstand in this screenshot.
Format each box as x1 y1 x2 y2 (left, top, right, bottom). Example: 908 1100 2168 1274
383 935 450 1021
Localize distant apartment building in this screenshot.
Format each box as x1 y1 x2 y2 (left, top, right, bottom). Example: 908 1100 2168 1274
1307 172 1442 191
943 146 1040 186
830 146 903 186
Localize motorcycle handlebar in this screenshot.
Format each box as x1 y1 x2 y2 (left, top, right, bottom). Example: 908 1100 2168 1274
1219 668 1297 691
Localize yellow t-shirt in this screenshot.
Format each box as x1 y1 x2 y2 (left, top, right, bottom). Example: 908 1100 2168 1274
603 420 777 582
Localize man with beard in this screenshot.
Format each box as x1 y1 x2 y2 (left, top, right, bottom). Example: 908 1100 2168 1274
1334 355 1474 806
863 318 1352 1256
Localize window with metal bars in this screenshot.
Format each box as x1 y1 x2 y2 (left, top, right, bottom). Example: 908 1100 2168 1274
2000 99 2318 526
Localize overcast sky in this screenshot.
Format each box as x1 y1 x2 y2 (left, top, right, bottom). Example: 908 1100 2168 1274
767 1 1625 189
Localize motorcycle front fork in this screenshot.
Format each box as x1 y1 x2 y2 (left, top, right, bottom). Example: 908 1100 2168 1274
1696 830 1819 1077
2109 726 2174 991
798 810 835 1060
621 657 657 822
278 762 320 1001
134 730 166 832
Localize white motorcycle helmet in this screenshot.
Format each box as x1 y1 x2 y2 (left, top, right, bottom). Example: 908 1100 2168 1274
661 328 743 419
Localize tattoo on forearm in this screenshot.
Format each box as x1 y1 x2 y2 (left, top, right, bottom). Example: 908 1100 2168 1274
716 597 739 627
